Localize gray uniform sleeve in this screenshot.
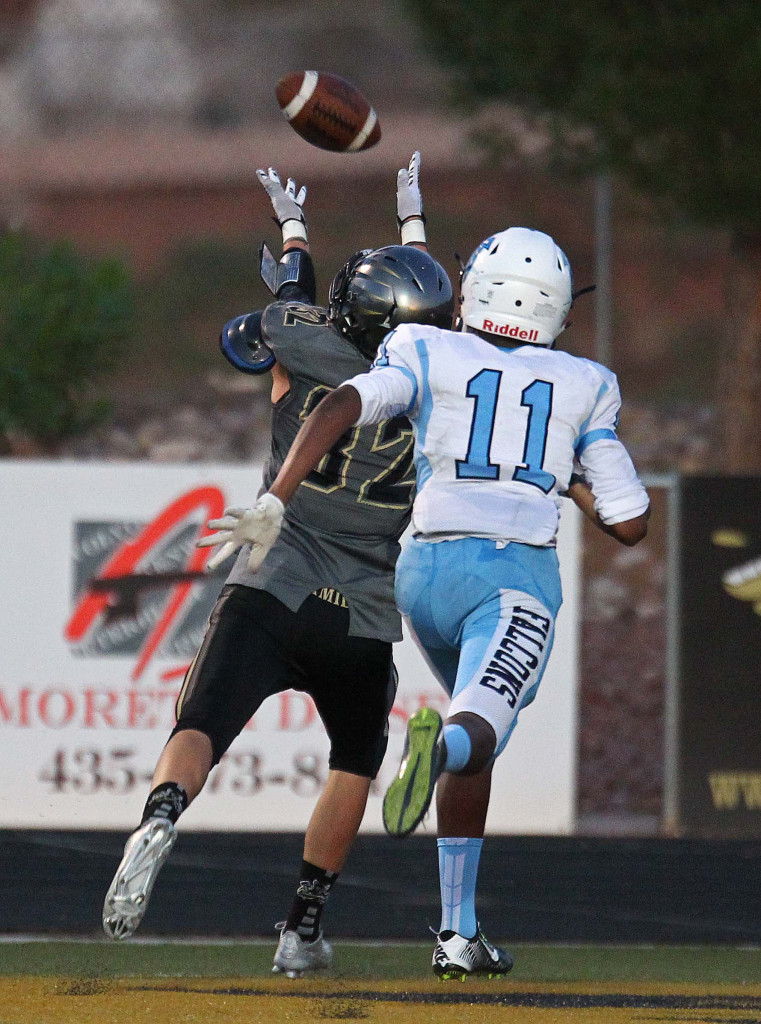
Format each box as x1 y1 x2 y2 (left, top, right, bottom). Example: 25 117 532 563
261 302 370 385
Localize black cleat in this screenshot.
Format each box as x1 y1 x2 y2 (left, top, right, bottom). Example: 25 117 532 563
432 927 514 981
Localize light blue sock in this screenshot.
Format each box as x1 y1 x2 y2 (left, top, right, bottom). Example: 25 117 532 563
437 837 483 938
442 723 471 772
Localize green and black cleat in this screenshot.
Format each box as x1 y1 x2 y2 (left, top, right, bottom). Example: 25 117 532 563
382 707 444 836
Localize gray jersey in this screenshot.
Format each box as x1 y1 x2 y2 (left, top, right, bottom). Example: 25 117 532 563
227 300 415 641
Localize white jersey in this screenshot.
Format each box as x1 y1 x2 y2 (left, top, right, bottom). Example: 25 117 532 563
346 324 649 546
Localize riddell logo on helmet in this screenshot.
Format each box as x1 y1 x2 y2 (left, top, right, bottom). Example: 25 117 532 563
482 319 539 341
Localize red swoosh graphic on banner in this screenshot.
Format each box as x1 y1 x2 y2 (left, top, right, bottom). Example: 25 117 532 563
65 486 226 680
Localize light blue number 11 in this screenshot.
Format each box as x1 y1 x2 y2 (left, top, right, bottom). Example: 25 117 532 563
513 379 555 492
455 369 501 479
456 372 556 493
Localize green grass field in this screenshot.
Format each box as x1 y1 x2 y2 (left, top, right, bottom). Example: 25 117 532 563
0 939 759 983
2 940 760 1024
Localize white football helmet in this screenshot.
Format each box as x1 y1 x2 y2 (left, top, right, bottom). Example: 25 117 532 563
459 227 573 346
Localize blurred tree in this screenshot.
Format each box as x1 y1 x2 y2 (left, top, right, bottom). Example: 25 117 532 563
405 0 761 470
0 232 134 452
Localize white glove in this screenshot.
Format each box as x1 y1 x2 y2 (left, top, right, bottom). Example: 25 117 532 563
396 151 426 245
256 167 308 244
196 493 285 573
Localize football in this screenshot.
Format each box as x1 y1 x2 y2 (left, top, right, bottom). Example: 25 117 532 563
275 71 381 153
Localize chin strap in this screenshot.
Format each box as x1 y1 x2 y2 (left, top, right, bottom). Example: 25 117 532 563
562 283 597 337
453 252 466 331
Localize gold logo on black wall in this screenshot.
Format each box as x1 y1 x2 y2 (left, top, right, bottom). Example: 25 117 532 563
709 773 761 810
711 529 761 613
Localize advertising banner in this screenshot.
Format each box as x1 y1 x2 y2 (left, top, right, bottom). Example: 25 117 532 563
679 475 761 837
0 460 579 834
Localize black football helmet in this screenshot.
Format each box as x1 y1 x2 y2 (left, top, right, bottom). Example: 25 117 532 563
327 245 454 358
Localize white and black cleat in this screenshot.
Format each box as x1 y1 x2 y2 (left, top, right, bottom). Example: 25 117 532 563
102 819 177 940
432 927 514 981
272 923 333 979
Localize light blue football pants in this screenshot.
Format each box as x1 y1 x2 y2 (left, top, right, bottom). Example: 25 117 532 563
395 536 562 755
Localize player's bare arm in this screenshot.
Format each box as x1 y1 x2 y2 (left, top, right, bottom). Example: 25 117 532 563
567 476 649 546
270 385 362 506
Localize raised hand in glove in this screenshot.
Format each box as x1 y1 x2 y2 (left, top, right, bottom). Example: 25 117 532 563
196 493 285 573
396 150 426 246
256 167 308 244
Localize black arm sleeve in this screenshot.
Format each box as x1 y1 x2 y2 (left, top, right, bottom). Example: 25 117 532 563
276 250 317 305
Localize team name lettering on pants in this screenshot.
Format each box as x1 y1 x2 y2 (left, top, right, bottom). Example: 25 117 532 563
478 606 551 706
